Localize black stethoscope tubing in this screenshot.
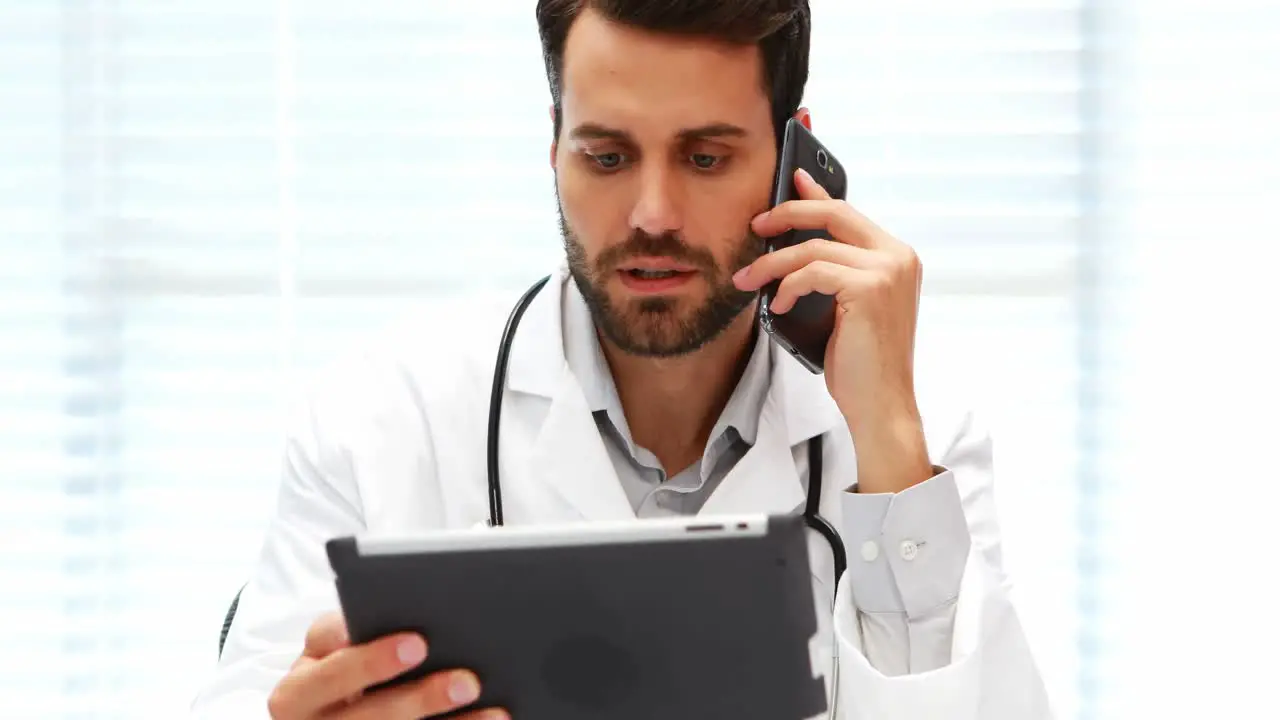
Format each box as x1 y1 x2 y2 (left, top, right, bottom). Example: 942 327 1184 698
486 275 848 601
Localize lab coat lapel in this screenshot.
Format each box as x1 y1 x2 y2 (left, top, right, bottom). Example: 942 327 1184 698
698 342 846 517
527 364 636 522
505 267 635 523
698 395 805 516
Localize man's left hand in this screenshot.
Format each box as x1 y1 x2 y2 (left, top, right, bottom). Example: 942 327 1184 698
733 167 934 494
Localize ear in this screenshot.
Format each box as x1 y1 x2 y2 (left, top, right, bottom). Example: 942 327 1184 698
793 107 812 130
548 104 557 168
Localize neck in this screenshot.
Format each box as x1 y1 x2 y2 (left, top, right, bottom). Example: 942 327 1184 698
599 307 758 476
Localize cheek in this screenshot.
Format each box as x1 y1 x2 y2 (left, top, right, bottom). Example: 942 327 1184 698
713 161 775 218
686 179 772 258
557 168 630 249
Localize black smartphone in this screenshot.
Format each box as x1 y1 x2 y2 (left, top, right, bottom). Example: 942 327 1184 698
758 118 849 374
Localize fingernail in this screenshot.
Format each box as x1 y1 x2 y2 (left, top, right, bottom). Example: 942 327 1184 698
733 266 749 282
796 168 812 182
449 672 481 704
396 637 427 666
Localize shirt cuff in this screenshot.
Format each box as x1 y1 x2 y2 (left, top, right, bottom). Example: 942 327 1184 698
840 468 971 617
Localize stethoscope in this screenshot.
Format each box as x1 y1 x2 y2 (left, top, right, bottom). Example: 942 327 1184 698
484 274 849 603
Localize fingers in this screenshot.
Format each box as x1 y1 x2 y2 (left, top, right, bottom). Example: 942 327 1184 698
449 709 512 720
794 166 833 201
303 612 350 659
769 260 871 314
272 632 428 718
734 238 879 293
332 668 500 720
752 169 888 249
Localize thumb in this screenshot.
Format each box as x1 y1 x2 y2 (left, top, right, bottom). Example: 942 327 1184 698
302 611 351 659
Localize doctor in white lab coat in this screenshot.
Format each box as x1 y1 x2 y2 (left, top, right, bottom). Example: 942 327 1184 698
192 3 1055 718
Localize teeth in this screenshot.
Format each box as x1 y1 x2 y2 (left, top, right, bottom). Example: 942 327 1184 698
631 269 679 279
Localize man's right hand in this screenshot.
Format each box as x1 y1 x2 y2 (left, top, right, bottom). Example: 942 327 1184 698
267 612 509 720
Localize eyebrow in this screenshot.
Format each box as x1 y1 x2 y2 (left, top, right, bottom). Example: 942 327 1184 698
568 122 750 144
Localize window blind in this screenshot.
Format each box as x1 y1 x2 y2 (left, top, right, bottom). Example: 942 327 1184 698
2 2 1275 719
1085 1 1280 717
808 3 1087 715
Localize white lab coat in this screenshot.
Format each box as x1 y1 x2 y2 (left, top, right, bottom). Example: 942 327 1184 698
191 265 1055 720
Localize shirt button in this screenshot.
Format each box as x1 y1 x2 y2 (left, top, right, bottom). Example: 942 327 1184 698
899 540 919 561
860 540 879 562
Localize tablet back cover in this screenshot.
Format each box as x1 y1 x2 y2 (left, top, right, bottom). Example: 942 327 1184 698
327 513 829 720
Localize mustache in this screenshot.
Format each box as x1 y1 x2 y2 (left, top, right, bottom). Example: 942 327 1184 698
594 230 719 273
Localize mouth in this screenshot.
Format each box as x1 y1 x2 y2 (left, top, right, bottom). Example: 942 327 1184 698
619 257 698 274
624 268 689 280
615 258 698 293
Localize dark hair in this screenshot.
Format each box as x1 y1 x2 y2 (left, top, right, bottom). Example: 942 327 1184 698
535 0 811 145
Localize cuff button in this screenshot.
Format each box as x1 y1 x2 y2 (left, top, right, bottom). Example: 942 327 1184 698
860 540 879 562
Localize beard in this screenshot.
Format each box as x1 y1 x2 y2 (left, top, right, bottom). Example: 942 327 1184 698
558 208 763 358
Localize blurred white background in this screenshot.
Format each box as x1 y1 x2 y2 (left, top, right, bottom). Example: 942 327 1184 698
1 1 1278 718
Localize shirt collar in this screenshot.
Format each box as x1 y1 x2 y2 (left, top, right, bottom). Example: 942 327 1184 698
562 280 771 449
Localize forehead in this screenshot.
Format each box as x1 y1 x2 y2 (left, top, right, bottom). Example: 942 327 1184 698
559 9 772 135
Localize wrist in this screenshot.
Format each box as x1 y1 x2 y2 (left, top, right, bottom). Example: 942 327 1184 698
848 408 932 495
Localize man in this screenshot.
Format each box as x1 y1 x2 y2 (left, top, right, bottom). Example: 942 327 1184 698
192 1 1054 718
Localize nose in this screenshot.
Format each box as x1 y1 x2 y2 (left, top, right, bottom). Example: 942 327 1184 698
628 164 683 237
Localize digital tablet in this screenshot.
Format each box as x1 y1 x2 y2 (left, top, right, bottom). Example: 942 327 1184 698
325 512 828 720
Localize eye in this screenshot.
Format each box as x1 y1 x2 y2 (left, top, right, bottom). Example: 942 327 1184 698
590 152 626 170
690 153 724 170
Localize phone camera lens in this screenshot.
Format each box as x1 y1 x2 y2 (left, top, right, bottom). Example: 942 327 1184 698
816 149 828 169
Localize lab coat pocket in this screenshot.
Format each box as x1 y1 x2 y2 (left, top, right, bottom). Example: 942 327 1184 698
829 564 985 720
